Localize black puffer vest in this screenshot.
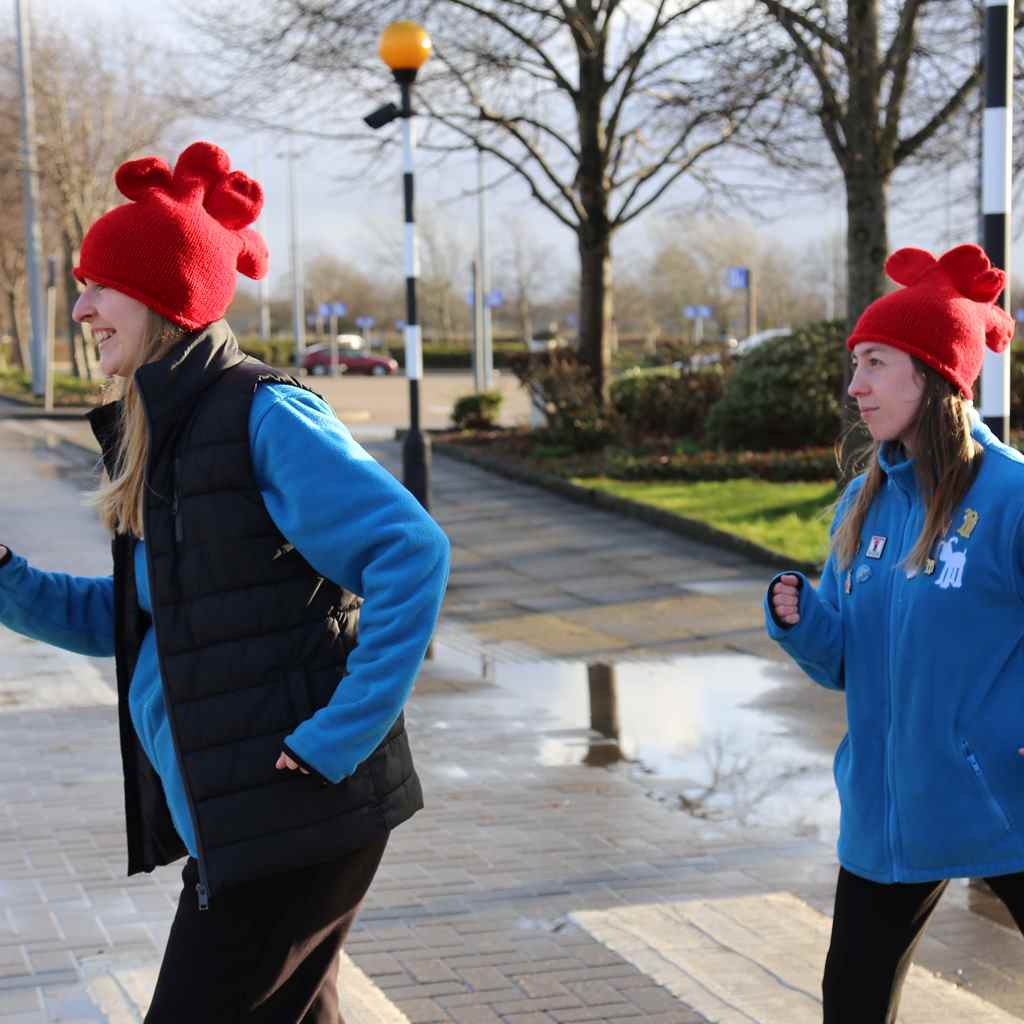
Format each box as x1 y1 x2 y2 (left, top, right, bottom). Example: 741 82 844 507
87 322 422 905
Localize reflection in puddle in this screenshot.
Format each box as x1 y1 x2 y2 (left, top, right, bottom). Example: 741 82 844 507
429 640 841 841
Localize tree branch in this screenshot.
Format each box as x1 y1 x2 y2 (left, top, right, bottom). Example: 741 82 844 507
442 0 578 97
758 0 848 57
894 63 982 166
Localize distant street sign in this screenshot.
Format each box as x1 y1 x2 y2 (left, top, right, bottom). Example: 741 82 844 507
355 316 376 329
684 305 698 319
726 266 750 290
330 302 347 317
466 290 475 307
697 304 713 319
486 289 504 308
1016 309 1024 323
318 302 330 319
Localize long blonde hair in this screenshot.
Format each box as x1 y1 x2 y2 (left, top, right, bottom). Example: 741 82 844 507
832 361 981 572
89 310 187 537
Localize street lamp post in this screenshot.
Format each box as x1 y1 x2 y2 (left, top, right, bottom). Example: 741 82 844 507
366 21 433 509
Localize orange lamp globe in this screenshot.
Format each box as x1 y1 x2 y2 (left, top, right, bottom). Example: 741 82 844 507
378 21 432 72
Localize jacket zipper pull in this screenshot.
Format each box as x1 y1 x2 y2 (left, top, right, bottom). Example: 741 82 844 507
196 882 209 911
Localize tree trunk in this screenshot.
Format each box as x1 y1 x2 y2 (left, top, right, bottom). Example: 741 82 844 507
62 231 88 380
6 290 30 374
845 173 889 335
517 293 532 344
842 0 886 431
577 227 615 408
4 290 28 371
575 28 613 409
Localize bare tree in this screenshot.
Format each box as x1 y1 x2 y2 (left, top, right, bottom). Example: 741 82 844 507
750 0 1024 332
28 21 186 377
181 0 792 407
498 218 555 343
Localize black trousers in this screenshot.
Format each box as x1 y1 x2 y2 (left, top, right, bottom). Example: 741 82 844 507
823 865 1024 1023
145 835 389 1024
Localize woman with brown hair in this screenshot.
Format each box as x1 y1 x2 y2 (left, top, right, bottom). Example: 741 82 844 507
766 244 1024 1023
0 141 449 1022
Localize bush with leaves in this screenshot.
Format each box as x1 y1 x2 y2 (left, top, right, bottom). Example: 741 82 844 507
706 320 845 451
611 366 726 439
508 349 616 451
452 390 504 429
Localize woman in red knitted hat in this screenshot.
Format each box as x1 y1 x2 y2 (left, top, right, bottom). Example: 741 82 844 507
765 243 1024 1022
0 141 450 1022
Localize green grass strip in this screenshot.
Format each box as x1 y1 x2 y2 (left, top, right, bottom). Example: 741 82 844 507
572 476 838 564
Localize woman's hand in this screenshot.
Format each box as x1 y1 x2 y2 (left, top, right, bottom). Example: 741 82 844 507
771 574 802 626
275 751 310 774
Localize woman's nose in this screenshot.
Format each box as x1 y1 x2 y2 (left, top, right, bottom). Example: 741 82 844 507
848 369 867 398
71 292 92 324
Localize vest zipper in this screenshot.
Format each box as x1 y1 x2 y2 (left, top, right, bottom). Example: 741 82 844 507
139 401 213 910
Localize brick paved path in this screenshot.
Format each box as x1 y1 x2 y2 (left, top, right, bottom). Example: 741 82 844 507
3 413 1024 1022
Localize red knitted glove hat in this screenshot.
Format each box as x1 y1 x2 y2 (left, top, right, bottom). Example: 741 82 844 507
74 141 269 330
846 244 1015 400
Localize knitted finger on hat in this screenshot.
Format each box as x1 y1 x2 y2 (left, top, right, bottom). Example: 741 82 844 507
846 244 1015 400
75 141 269 330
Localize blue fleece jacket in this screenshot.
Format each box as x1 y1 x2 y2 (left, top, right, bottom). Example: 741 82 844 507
0 385 450 857
765 419 1024 883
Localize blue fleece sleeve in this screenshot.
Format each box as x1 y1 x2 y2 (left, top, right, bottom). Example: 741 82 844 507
762 480 859 691
249 384 450 783
763 562 844 690
0 552 115 657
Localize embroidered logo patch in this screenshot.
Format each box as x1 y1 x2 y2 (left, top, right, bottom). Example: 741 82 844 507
866 535 887 559
935 536 966 590
958 508 979 539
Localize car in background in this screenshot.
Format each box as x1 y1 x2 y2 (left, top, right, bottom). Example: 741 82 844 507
302 339 399 377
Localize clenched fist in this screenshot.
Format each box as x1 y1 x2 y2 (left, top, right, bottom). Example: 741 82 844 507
771 574 801 626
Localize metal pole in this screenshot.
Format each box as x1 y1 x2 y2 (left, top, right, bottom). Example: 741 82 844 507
14 0 46 397
398 73 431 509
329 313 339 376
44 255 55 412
255 150 271 341
748 270 758 339
471 259 483 391
287 134 306 371
981 0 1012 442
477 147 493 390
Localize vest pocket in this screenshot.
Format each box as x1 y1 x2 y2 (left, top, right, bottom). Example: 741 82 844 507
961 739 1013 832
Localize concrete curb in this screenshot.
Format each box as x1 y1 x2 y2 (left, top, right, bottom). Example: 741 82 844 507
0 393 94 419
432 440 822 577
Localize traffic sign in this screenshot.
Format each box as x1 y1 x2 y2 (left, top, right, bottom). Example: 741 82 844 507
330 302 347 317
355 316 376 329
726 266 749 290
318 302 331 319
485 289 503 308
697 304 713 319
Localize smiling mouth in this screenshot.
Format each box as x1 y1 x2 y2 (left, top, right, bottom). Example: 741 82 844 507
94 329 116 345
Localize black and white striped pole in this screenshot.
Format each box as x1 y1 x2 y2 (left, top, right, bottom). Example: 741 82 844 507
368 21 433 509
980 0 1013 442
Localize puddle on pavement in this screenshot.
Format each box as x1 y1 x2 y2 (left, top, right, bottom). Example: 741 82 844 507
429 639 842 842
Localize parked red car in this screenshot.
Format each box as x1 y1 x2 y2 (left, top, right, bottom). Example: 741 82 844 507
302 343 399 376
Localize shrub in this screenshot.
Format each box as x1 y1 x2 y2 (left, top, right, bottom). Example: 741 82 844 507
611 365 726 439
508 349 616 451
706 320 845 451
452 390 504 429
607 446 837 483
